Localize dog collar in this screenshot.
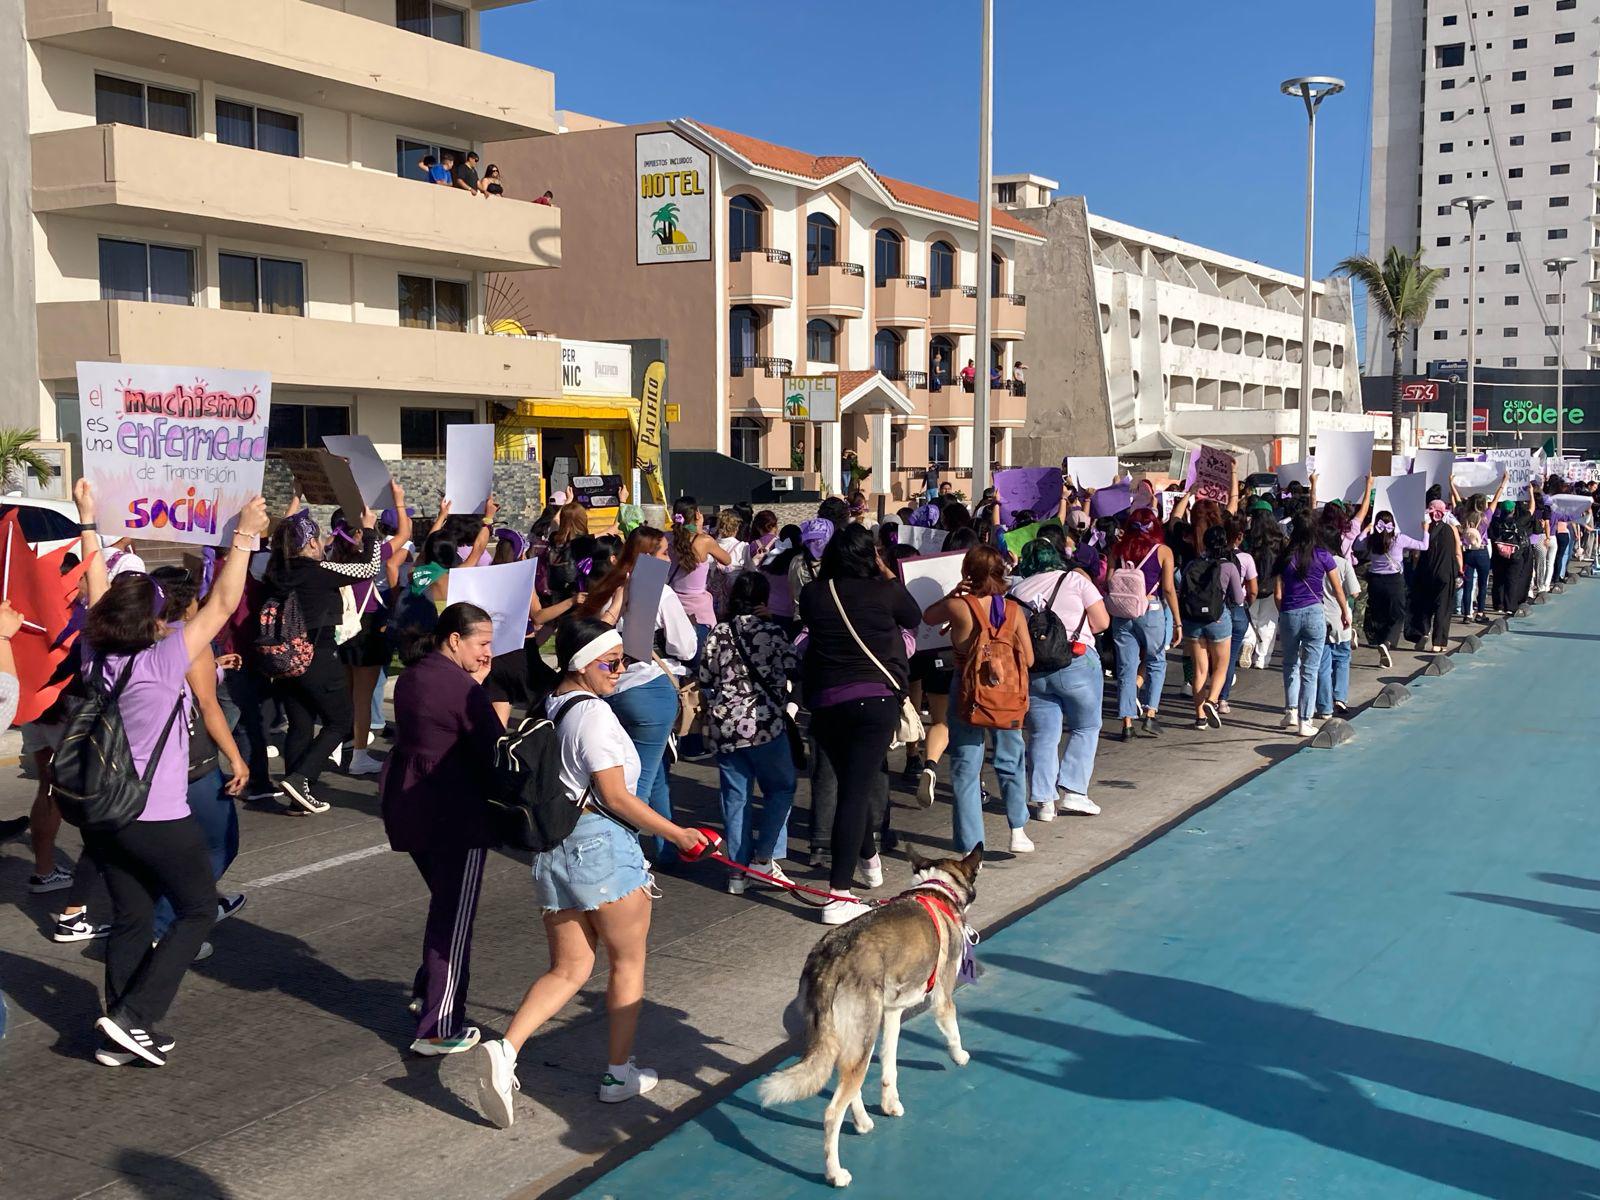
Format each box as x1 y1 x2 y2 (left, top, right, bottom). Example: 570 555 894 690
907 877 967 910
909 891 961 995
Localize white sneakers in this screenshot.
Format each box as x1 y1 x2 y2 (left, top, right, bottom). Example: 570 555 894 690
1298 721 1318 738
860 855 884 889
1058 791 1100 816
1029 801 1056 823
726 874 748 896
1279 709 1298 730
749 859 793 889
410 1027 481 1056
347 748 381 777
599 1058 659 1103
821 893 871 925
1008 828 1035 854
476 1038 521 1129
915 766 938 810
1377 644 1393 668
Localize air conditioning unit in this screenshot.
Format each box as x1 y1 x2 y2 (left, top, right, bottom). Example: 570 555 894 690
769 476 799 492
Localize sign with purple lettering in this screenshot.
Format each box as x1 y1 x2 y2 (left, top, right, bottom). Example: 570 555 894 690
75 361 270 546
1190 445 1235 504
993 467 1062 526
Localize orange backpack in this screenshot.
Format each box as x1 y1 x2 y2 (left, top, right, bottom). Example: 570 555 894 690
956 594 1030 729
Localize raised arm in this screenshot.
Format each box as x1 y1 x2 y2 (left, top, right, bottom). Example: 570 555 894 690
184 496 269 660
73 479 109 606
459 496 498 568
188 646 246 796
385 480 412 560
1351 475 1372 527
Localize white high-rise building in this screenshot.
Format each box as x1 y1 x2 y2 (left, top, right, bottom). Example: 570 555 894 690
1369 0 1599 376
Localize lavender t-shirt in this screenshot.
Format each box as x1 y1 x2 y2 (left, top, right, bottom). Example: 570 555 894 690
90 630 193 822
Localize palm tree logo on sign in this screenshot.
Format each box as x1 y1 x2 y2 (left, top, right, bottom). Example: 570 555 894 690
784 390 809 420
651 203 685 246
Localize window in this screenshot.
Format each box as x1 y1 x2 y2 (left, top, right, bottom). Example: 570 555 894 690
1553 97 1573 110
219 253 305 315
1552 131 1572 143
1435 236 1452 247
1439 142 1454 153
395 138 467 182
1438 174 1454 185
1437 204 1452 216
1512 70 1526 81
1503 327 1519 337
874 228 903 284
398 275 468 331
928 240 956 295
1508 199 1523 210
1545 324 1560 336
929 334 956 385
1441 110 1455 121
1505 296 1519 305
1433 329 1449 340
216 100 300 156
1509 167 1523 178
1510 102 1526 114
1502 358 1519 367
806 318 837 363
1435 298 1449 309
400 408 473 458
873 328 902 375
1554 65 1573 77
1506 263 1521 273
1555 31 1575 44
1443 13 1458 24
1551 196 1570 207
1514 3 1528 12
729 305 760 365
1551 163 1571 175
1512 37 1528 48
396 0 465 45
1508 231 1522 242
992 252 1006 295
98 238 193 304
728 195 764 260
928 426 954 466
729 417 762 466
805 213 838 274
1435 43 1466 68
1546 356 1559 366
94 74 193 136
1548 228 1569 239
1509 135 1524 147
1557 0 1576 8
268 404 350 451
1441 79 1456 90
996 182 1017 204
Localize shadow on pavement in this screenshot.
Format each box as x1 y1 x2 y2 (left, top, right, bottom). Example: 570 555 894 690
0 945 100 1050
115 1148 235 1198
1533 872 1600 893
1454 890 1600 937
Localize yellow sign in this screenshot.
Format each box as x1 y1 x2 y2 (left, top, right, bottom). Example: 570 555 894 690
635 360 667 503
664 403 680 423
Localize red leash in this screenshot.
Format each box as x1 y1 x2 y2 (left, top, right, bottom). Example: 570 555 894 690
679 827 888 908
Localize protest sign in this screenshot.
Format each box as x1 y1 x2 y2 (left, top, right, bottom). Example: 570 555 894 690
322 434 392 508
571 474 624 508
1066 456 1119 490
1452 459 1504 496
898 552 966 652
900 525 947 554
994 467 1062 526
1411 449 1453 493
620 553 669 662
1091 483 1132 518
444 424 495 514
446 559 536 657
1487 448 1534 498
1276 460 1311 490
279 449 365 521
75 361 270 546
1190 445 1235 504
1314 430 1374 505
1371 473 1428 538
1002 522 1042 557
1158 490 1179 522
1549 493 1594 520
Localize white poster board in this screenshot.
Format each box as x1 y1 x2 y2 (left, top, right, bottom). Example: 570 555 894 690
75 361 270 546
900 525 947 554
1452 459 1504 497
1313 430 1374 505
898 552 966 652
635 131 712 265
322 434 392 509
619 553 670 662
1549 493 1594 520
1371 473 1429 539
1412 448 1453 493
1276 460 1311 489
1487 448 1534 498
1067 456 1119 490
443 424 494 514
446 559 536 658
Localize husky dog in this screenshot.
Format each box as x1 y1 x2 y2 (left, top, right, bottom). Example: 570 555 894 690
758 846 983 1188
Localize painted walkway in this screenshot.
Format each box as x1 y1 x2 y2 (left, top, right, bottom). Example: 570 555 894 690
574 588 1600 1200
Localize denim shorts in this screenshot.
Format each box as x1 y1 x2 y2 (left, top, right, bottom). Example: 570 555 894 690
532 810 651 912
1188 614 1232 643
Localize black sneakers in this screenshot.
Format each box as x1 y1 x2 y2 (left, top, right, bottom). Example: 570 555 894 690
95 1015 171 1067
95 1027 175 1067
216 893 248 922
280 775 329 815
53 912 110 943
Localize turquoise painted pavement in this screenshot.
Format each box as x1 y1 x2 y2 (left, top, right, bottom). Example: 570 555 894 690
576 586 1600 1199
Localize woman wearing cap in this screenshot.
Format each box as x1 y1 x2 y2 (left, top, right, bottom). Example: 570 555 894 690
475 617 711 1128
334 481 412 777
1411 500 1463 653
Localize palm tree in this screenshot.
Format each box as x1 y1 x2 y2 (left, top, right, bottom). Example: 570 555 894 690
651 203 680 245
1335 247 1445 451
0 428 54 494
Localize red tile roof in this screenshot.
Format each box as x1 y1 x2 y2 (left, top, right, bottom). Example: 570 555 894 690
687 121 1042 238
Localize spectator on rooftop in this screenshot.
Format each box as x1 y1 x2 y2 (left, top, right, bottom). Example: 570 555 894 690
533 190 555 207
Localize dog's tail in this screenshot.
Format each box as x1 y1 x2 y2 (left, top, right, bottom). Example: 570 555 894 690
758 982 838 1106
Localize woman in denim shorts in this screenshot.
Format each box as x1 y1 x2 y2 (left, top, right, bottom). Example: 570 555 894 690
475 618 712 1130
1182 525 1246 730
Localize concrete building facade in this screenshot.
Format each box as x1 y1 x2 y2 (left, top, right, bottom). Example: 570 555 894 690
18 0 563 475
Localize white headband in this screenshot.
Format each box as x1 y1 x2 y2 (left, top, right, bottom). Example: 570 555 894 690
566 628 623 673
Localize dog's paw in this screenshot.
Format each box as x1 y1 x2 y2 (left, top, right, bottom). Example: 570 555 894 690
881 1096 905 1118
853 1112 875 1134
949 1047 971 1067
827 1168 853 1188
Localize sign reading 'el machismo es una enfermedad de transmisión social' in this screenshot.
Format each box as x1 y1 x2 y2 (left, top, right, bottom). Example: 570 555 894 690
636 131 711 265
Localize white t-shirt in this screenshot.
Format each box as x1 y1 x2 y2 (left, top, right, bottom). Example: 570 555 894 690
1008 569 1103 643
546 689 641 804
614 585 697 695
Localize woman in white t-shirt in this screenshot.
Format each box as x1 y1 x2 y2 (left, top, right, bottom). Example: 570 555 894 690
1009 540 1110 820
475 618 711 1130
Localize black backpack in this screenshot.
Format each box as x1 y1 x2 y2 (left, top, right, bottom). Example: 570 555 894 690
53 656 185 835
1011 573 1084 674
485 694 615 852
1179 557 1226 625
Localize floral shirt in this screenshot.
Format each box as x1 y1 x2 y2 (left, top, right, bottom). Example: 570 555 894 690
696 615 800 754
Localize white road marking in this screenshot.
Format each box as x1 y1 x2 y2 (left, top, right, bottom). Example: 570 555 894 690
241 843 390 889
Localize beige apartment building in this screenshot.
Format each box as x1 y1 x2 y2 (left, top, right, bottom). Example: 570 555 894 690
491 117 1044 500
15 0 562 470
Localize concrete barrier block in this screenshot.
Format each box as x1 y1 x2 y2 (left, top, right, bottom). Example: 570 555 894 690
1484 618 1508 635
1533 593 1548 606
1459 635 1483 653
1373 682 1412 708
1311 718 1355 749
1515 606 1530 617
1423 654 1454 676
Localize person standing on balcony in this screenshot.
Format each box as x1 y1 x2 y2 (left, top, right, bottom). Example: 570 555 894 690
453 151 482 197
1012 361 1028 395
959 359 976 391
423 153 453 186
533 190 555 207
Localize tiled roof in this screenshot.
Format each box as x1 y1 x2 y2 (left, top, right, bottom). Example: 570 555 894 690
686 121 1043 239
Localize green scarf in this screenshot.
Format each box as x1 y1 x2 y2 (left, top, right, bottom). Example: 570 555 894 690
409 562 447 595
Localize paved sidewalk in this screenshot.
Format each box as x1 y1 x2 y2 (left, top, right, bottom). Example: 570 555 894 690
0 589 1580 1200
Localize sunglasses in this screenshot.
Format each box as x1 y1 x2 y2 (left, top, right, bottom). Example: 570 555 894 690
593 658 624 674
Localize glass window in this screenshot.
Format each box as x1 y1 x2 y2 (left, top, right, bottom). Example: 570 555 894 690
1554 65 1574 77
997 181 1017 203
399 275 468 330
806 319 837 363
146 86 194 136
268 404 350 450
929 241 956 295
928 426 954 466
94 75 193 136
397 0 465 44
991 252 1005 294
728 195 764 260
221 253 305 315
216 100 254 148
874 228 902 284
430 2 465 44
434 279 467 331
1552 131 1572 143
399 275 434 328
873 328 902 375
216 100 299 155
148 245 193 305
730 417 762 466
1435 43 1465 68
806 213 837 274
400 407 473 457
396 0 430 35
729 305 759 367
219 253 258 311
98 239 149 302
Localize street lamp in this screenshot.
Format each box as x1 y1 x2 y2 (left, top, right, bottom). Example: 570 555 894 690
1544 255 1577 459
1452 195 1494 454
1281 75 1344 463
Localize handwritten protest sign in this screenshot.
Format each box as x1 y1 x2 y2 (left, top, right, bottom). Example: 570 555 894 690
447 559 536 657
899 552 966 651
76 362 270 546
1190 446 1235 504
322 434 392 508
444 424 495 514
1487 448 1534 498
571 474 624 509
994 467 1062 526
900 525 947 554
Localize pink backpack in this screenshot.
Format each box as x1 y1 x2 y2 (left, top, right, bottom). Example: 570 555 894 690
1104 546 1159 619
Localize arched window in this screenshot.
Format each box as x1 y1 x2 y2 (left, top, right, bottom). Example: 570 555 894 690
729 305 760 370
874 228 903 285
806 318 838 363
806 213 838 275
729 195 764 260
928 425 954 466
929 334 956 386
874 327 903 375
730 416 763 465
990 250 1006 295
929 240 956 296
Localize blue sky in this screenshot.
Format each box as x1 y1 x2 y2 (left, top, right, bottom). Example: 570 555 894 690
485 0 1376 279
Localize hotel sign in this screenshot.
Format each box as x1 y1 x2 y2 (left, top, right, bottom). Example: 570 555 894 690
782 375 838 423
636 131 711 265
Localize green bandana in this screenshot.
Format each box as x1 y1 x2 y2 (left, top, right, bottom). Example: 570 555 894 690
409 562 447 595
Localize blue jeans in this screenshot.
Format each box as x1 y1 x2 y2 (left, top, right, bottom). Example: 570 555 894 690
1555 532 1573 582
1111 607 1168 720
1219 604 1250 701
153 769 236 941
371 666 387 730
606 674 679 861
947 684 1028 851
1278 604 1326 722
1024 649 1103 800
716 737 795 866
1315 638 1352 714
1461 548 1491 616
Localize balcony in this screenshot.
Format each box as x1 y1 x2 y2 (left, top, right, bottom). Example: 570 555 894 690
875 275 929 327
26 0 557 142
37 300 562 399
805 261 866 316
728 248 793 307
32 125 561 273
728 355 793 414
929 284 977 333
883 369 927 400
926 380 1024 424
991 292 1028 339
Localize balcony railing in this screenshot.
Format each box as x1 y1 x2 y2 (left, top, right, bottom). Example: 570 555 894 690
732 247 793 264
731 355 794 377
877 274 928 289
996 292 1027 306
807 259 865 277
885 369 929 389
931 283 978 300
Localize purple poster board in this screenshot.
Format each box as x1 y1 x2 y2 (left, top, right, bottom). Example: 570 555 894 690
994 467 1062 526
1091 483 1132 518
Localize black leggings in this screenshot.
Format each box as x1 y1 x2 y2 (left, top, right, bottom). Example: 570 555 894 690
280 636 352 785
1363 572 1407 649
810 696 900 892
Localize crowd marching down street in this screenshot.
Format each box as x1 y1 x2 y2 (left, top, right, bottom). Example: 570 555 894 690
1 446 1595 1131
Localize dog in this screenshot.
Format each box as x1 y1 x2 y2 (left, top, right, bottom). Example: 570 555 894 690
758 845 982 1188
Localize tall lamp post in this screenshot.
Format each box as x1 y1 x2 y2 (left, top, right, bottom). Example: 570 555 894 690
1281 75 1343 463
1452 195 1494 454
972 0 995 500
1544 255 1577 459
